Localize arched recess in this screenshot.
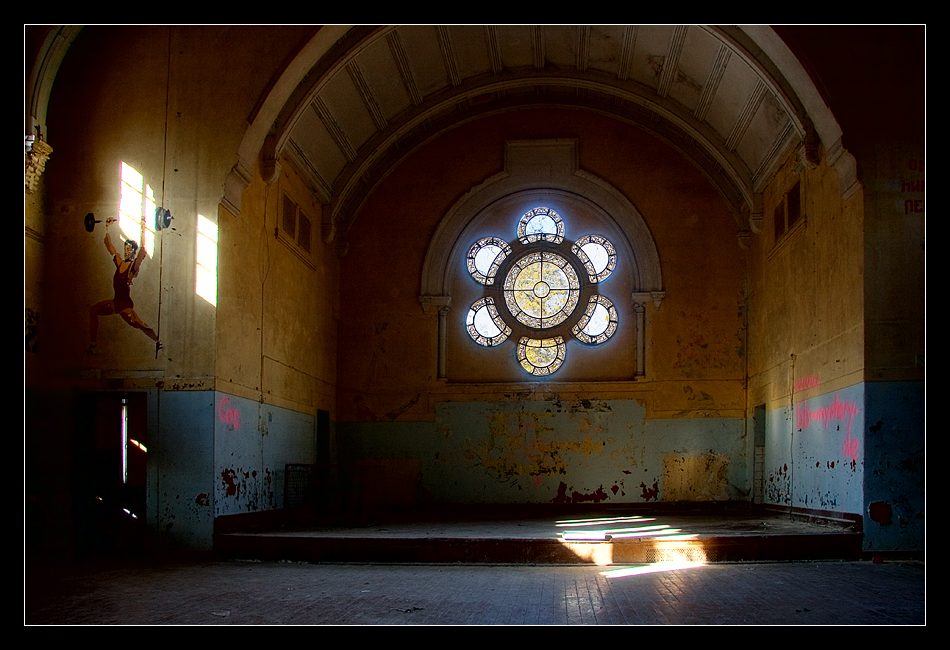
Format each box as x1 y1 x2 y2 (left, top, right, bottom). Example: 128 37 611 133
419 139 664 380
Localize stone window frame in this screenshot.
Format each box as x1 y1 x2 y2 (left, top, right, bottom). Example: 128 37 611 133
772 177 805 245
465 206 620 377
419 139 664 381
277 190 317 271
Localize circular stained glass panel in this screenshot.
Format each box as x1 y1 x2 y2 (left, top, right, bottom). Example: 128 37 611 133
467 237 510 285
466 297 510 346
572 235 616 283
503 252 579 329
517 207 564 244
571 295 618 344
517 337 566 376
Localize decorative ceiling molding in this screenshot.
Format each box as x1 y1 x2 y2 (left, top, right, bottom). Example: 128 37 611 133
219 25 850 240
695 45 730 122
319 73 757 240
347 61 387 131
657 25 688 98
26 25 84 140
27 26 853 231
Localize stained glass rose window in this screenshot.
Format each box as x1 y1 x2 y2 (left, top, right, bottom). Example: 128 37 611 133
465 207 618 375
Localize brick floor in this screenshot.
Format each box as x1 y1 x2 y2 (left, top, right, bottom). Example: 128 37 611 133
25 559 924 625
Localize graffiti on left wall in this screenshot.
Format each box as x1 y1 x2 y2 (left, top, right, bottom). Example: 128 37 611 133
26 307 39 352
87 220 162 356
218 396 242 431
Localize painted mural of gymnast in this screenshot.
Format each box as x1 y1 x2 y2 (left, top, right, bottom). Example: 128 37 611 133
87 219 162 356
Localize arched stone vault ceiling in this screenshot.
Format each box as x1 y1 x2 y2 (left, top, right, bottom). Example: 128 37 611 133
25 25 851 244
209 25 845 251
244 25 847 251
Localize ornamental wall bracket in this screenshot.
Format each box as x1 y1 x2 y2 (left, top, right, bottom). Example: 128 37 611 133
322 208 337 245
262 156 282 186
798 116 821 171
419 294 452 315
632 291 665 309
221 159 254 217
749 193 764 234
737 228 752 249
25 138 53 194
261 133 282 186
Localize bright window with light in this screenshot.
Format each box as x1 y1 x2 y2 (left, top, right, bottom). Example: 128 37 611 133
119 162 155 256
196 214 218 306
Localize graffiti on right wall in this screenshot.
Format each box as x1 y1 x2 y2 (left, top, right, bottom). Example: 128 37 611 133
796 394 861 463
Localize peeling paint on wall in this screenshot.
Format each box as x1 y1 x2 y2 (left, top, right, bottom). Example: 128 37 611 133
663 452 731 501
336 400 749 505
640 480 659 501
474 409 608 481
766 463 791 505
672 309 740 378
218 467 272 512
763 385 864 515
869 501 892 525
211 392 316 517
221 468 240 498
551 481 611 504
862 381 924 552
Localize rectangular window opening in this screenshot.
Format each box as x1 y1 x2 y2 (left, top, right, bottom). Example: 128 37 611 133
298 212 312 253
282 194 297 236
277 191 317 270
119 162 156 256
786 181 801 229
196 213 218 307
773 179 805 247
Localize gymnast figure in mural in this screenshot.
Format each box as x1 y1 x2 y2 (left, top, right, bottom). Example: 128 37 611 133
88 219 162 355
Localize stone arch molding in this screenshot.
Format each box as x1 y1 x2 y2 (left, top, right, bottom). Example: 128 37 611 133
215 25 858 242
420 139 664 379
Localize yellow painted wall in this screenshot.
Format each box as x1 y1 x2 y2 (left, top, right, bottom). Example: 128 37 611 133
216 158 340 417
31 26 318 392
336 108 748 423
746 148 866 412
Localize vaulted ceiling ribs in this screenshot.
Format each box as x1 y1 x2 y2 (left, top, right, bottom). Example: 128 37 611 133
273 26 809 245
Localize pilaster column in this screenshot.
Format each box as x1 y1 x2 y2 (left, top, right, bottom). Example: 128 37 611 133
438 304 451 380
419 295 452 380
633 300 646 377
25 138 52 194
631 291 664 378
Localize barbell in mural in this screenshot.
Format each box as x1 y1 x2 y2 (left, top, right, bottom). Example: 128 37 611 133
87 218 162 357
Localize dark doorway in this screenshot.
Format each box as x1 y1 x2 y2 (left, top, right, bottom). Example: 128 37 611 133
753 403 766 505
73 392 148 557
315 409 333 514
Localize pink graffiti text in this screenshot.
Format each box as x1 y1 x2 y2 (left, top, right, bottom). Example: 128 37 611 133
796 394 860 435
796 394 861 462
218 397 241 430
842 431 859 463
794 375 820 393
